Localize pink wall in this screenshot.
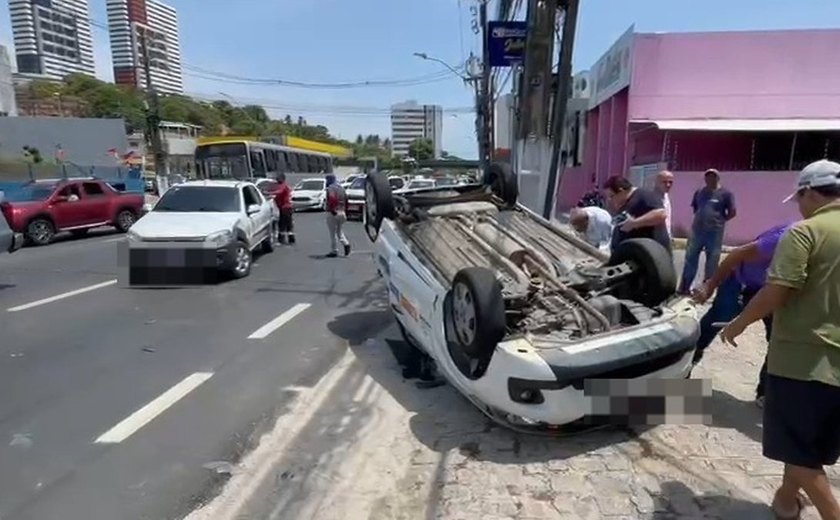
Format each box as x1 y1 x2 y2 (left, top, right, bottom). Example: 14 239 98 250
555 165 591 213
591 89 630 182
629 29 840 121
670 170 801 244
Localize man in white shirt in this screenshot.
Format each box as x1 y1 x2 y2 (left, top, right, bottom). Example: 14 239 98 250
570 206 613 253
655 170 674 237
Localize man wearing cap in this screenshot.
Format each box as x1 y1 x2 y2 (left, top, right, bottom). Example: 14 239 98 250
679 169 737 294
720 159 840 519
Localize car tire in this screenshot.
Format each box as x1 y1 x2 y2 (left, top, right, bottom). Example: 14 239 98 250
450 267 507 358
483 161 518 207
26 218 55 246
608 238 676 307
364 172 396 242
115 209 136 232
229 241 252 279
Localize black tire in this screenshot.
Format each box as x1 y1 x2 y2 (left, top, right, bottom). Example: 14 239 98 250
608 238 676 307
228 241 252 279
483 161 518 207
27 218 55 246
364 172 395 242
115 209 136 232
450 267 507 358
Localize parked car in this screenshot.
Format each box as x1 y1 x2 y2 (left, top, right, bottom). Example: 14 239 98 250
341 174 362 189
362 165 699 433
292 178 327 211
0 178 145 246
0 206 23 254
387 176 407 191
345 175 367 221
127 180 275 281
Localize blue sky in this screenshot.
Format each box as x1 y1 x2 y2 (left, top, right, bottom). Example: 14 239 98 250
2 0 840 158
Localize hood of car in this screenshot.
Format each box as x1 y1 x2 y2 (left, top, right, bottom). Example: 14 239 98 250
292 190 324 198
131 211 240 239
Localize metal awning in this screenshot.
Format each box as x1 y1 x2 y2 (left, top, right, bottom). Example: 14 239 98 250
630 118 840 132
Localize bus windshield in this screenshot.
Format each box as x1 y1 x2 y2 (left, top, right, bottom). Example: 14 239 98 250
195 143 250 179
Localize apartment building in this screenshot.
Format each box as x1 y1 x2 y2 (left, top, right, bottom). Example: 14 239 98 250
8 0 96 80
390 100 443 158
106 0 183 94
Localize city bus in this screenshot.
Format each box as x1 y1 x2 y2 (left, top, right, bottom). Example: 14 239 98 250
194 139 338 180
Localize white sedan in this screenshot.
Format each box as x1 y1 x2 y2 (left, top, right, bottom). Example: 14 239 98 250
292 178 326 211
126 180 275 282
362 165 700 433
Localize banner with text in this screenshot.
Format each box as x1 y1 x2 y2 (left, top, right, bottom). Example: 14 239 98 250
487 21 528 67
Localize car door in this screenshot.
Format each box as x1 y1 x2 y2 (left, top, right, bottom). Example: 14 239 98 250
81 182 111 224
50 183 89 228
242 185 269 246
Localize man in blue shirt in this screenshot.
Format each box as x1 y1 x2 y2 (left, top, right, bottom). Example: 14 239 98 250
679 169 736 294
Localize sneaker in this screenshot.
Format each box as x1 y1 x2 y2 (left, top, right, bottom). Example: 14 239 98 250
343 243 351 256
326 251 338 258
755 396 765 408
289 234 296 244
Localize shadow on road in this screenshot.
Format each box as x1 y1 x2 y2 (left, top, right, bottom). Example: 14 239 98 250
329 310 643 466
709 389 763 444
650 480 772 519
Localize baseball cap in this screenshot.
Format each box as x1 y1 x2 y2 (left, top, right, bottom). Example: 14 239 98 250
704 168 720 177
782 159 840 203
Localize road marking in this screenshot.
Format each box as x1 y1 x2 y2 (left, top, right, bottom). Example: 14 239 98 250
95 372 214 444
248 303 311 339
7 279 118 312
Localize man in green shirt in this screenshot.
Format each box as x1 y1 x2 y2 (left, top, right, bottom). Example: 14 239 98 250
720 159 840 520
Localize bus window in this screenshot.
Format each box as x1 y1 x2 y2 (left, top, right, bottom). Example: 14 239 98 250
195 142 250 179
265 149 278 176
299 154 310 173
250 150 266 177
278 151 288 173
325 157 334 173
288 153 299 173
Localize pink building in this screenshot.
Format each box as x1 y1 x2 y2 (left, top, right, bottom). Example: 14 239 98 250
555 27 840 244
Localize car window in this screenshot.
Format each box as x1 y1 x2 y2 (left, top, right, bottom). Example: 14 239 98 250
350 177 366 189
59 184 83 199
243 185 262 207
83 182 105 196
388 177 405 189
296 180 324 191
154 186 242 212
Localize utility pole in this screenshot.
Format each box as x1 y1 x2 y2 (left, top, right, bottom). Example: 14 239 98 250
543 0 580 219
478 0 492 171
137 26 169 191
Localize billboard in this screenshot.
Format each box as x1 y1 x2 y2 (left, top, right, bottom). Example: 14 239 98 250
590 25 635 109
487 21 528 67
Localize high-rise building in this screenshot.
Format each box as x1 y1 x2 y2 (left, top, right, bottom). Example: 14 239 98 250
106 0 183 95
390 100 443 158
8 0 96 80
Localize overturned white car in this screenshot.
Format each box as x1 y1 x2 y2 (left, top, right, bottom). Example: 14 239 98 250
363 164 700 433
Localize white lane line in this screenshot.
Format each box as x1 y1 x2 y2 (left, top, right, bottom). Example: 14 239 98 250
6 279 118 313
95 372 214 444
248 303 311 340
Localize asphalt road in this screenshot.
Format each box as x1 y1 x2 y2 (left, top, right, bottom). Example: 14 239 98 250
0 212 386 520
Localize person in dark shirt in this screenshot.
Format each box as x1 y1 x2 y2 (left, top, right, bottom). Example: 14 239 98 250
602 175 672 254
678 168 737 294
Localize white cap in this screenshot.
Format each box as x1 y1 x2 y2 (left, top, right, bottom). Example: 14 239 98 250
783 159 840 203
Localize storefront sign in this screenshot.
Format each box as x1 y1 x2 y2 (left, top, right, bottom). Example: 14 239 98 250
590 25 635 109
487 21 528 67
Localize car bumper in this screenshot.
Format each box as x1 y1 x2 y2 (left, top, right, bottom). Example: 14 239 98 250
123 241 236 285
346 200 365 219
292 200 322 210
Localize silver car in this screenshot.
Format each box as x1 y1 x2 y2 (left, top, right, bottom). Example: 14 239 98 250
0 202 24 254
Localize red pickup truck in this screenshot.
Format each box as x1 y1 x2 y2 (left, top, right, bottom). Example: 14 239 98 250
0 179 145 246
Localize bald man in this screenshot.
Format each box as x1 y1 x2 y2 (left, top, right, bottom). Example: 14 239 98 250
570 206 613 252
655 170 674 237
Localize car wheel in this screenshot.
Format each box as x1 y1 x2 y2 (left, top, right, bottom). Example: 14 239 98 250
608 238 676 307
115 209 136 232
483 161 518 207
364 172 396 242
450 267 507 358
27 218 55 246
229 241 252 279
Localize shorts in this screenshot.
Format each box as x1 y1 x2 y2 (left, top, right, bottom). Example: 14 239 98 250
763 374 840 469
278 208 294 232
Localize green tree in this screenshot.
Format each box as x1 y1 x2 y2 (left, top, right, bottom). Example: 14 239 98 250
408 138 434 161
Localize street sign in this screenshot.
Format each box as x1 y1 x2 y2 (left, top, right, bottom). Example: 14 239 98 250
487 21 527 67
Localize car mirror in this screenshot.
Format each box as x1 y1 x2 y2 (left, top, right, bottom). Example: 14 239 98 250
246 204 261 215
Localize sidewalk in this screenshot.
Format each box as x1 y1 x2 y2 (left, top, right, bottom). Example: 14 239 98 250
187 308 838 520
